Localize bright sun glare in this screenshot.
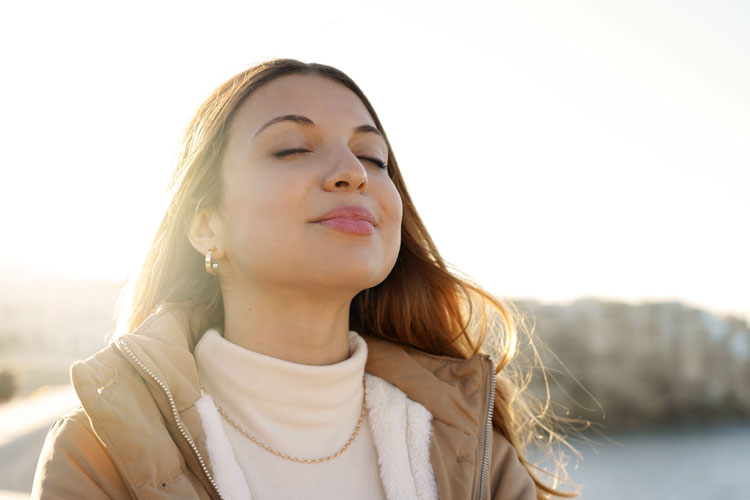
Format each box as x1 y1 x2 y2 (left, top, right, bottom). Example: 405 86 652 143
1 0 748 318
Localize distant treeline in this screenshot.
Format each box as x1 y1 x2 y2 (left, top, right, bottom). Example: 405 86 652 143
516 299 750 431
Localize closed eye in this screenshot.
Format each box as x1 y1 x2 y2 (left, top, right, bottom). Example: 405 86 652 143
358 156 387 170
273 148 311 158
273 149 387 170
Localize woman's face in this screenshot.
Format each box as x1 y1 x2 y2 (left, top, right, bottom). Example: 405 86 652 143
213 74 403 297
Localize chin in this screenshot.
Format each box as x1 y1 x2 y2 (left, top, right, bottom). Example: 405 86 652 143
286 239 400 293
298 254 393 293
321 265 391 292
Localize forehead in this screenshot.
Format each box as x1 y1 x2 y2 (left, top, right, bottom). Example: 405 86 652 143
230 74 376 137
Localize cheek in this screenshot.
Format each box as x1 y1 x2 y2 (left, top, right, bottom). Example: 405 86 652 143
222 177 306 252
380 182 403 256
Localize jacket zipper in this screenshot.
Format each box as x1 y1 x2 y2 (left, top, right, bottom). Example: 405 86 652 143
119 338 225 500
478 354 496 500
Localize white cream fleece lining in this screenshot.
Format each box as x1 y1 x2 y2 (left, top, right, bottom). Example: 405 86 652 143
194 391 253 499
364 374 438 500
194 375 438 500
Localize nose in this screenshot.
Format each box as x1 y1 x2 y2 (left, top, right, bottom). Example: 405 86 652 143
322 147 368 193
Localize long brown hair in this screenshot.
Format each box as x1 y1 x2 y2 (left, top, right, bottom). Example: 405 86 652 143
119 59 577 498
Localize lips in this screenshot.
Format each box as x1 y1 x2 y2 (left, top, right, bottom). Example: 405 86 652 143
314 205 376 235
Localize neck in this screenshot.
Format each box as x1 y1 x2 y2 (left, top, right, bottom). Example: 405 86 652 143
221 284 354 365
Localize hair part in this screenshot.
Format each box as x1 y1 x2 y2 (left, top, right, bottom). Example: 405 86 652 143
116 58 578 498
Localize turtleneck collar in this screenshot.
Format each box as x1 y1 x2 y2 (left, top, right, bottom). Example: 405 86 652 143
194 329 367 459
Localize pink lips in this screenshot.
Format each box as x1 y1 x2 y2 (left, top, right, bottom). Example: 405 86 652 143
315 205 376 235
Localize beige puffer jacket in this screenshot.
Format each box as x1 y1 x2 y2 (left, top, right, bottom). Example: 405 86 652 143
31 308 536 500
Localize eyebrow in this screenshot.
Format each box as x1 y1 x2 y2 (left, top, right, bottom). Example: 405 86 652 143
253 114 384 139
352 124 383 138
253 115 313 139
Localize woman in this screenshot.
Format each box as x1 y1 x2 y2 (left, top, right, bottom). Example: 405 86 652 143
32 59 574 499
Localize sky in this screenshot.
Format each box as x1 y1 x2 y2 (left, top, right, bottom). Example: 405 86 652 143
1 0 748 319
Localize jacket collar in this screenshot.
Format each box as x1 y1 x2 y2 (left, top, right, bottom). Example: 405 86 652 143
114 307 202 412
111 307 490 437
363 335 491 437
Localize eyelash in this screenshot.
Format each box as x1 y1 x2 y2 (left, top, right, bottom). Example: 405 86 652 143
273 149 387 170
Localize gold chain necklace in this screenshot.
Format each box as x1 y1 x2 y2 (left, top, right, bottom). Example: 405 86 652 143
200 377 367 464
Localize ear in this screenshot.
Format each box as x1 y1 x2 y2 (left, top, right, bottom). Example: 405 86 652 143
188 208 226 259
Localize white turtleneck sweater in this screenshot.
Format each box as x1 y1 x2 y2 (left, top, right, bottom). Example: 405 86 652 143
195 329 387 500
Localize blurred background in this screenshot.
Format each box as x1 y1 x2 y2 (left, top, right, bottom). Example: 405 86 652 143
1 0 748 498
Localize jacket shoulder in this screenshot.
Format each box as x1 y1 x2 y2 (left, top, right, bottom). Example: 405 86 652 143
31 408 132 499
489 429 537 500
